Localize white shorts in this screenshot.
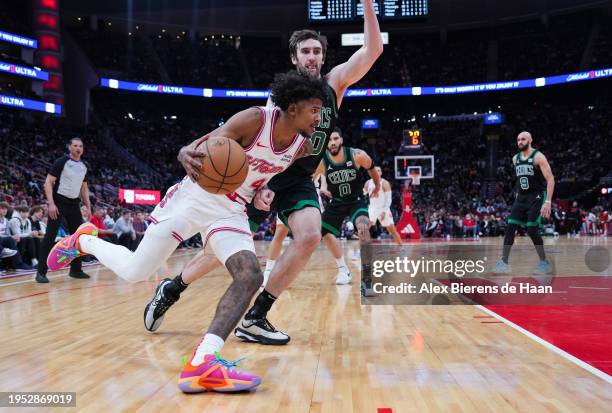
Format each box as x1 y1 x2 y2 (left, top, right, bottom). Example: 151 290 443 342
369 206 394 227
150 178 255 264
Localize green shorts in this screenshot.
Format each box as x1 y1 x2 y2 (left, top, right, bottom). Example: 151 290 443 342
321 199 369 237
247 179 320 231
508 191 546 227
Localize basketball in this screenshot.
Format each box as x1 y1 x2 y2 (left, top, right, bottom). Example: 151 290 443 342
195 137 248 194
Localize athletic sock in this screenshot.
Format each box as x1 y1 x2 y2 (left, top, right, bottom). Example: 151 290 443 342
191 333 224 365
246 289 277 320
335 256 347 269
164 273 188 298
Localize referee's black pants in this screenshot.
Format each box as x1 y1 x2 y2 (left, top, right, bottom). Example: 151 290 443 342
38 201 84 275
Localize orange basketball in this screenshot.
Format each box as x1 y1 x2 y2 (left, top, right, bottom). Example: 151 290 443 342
195 137 248 194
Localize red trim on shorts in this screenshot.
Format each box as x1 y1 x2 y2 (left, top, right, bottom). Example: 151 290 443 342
149 216 159 224
203 226 252 250
269 108 299 155
171 231 184 242
243 107 266 152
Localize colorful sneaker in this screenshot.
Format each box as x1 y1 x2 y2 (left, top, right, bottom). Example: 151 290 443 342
178 352 261 393
47 223 98 271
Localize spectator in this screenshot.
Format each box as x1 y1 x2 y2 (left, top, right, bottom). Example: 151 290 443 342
9 206 38 265
90 206 114 240
566 201 580 237
28 205 45 265
113 209 136 250
600 210 609 237
0 201 33 272
463 214 477 238
132 211 146 247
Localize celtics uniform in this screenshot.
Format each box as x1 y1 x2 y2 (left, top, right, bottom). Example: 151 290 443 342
508 149 547 227
321 146 369 236
247 83 338 231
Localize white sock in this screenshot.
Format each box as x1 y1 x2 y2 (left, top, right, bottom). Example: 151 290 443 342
191 333 225 365
335 256 347 269
79 223 179 282
264 259 276 273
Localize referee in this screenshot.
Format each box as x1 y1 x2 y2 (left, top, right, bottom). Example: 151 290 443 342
36 137 92 283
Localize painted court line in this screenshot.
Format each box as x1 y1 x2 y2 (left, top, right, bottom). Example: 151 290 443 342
477 305 612 384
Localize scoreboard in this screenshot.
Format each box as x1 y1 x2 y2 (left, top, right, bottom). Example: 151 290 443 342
308 0 428 22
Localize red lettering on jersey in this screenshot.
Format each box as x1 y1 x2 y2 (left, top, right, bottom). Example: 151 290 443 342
251 178 266 191
247 155 283 174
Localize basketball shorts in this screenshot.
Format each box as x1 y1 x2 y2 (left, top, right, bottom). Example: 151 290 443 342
368 206 394 227
150 177 255 264
508 191 546 228
321 199 369 236
247 179 320 231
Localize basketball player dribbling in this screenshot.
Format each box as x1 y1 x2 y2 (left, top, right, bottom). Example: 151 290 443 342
143 0 384 345
493 131 555 276
46 72 326 393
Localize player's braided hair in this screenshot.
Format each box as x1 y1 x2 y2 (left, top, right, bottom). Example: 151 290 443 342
269 70 327 111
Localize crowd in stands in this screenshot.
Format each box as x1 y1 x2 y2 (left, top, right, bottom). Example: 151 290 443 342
63 10 607 90
2 8 612 276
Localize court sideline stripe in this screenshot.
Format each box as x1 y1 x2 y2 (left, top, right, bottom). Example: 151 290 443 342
476 304 612 384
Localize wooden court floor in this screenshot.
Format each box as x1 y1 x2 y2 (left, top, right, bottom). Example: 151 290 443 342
0 237 611 413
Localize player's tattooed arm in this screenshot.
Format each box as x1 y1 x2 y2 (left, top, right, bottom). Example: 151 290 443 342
178 108 262 181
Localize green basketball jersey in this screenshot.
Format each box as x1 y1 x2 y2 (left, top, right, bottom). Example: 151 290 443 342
267 83 338 191
515 149 546 194
323 146 363 203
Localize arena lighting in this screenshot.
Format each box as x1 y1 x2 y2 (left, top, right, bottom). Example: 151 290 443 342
0 61 49 81
0 94 61 114
0 30 38 48
100 67 612 99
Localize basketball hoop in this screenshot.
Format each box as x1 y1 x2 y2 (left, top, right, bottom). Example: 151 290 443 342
408 171 421 186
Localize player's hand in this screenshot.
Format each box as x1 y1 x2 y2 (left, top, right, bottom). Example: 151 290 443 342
541 202 551 219
371 185 381 199
12 235 20 242
320 189 332 198
254 189 275 211
31 230 39 237
48 203 58 220
178 136 208 182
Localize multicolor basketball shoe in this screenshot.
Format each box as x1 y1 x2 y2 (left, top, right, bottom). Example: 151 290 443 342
47 223 98 271
178 352 261 393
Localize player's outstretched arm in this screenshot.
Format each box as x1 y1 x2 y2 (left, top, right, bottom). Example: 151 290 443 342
178 108 263 181
354 149 381 197
536 152 555 218
326 0 383 107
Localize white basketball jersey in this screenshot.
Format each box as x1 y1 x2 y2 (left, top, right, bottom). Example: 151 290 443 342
231 107 307 203
366 178 388 209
